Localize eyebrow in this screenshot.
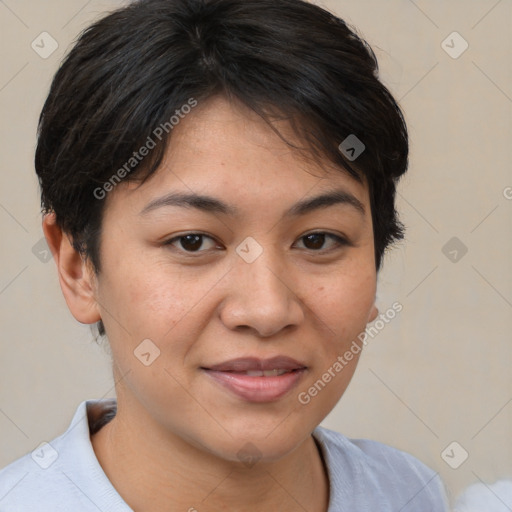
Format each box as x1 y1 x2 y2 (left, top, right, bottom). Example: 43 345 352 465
285 189 365 218
139 189 365 218
139 192 238 217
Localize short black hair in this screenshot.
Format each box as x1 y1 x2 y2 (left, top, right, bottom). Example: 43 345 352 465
35 0 408 336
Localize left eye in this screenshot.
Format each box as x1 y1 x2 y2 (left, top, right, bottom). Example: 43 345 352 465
165 234 219 252
294 233 347 251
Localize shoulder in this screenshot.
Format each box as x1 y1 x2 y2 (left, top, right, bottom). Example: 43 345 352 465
0 433 83 511
0 399 126 512
313 426 449 511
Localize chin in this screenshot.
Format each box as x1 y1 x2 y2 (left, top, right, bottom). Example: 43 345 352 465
183 424 307 467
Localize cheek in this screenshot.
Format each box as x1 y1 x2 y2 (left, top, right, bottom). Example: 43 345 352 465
97 253 222 353
297 267 375 417
309 265 376 344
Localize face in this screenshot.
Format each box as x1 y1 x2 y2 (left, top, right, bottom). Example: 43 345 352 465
90 96 377 462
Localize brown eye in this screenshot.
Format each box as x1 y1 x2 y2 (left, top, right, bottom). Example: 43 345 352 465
180 234 203 251
303 233 326 250
164 233 219 253
295 232 349 252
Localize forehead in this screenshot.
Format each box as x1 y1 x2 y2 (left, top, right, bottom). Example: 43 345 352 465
108 95 370 214
167 95 358 177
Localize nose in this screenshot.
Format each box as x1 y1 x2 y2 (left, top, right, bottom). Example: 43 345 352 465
219 252 304 338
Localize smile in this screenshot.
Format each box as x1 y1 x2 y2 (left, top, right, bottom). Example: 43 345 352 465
202 356 307 403
228 369 290 377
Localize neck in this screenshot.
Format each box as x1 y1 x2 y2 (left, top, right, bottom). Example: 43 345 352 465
91 397 329 512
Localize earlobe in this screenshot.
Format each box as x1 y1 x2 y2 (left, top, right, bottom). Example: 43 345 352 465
368 304 378 323
42 213 101 325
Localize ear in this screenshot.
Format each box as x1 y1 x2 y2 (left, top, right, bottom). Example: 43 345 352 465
42 213 101 325
367 303 378 323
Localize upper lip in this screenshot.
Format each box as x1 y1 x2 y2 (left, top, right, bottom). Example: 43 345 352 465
203 356 307 372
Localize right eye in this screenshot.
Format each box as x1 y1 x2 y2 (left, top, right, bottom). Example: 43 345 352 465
163 233 221 253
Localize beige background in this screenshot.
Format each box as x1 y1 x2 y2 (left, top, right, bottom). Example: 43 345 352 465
0 0 510 507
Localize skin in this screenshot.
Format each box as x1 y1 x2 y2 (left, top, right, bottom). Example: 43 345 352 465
43 95 378 512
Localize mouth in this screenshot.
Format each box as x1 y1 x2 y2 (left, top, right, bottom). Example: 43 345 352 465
225 369 294 377
201 356 307 403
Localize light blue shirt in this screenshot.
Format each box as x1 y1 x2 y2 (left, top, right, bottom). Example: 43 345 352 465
0 399 449 511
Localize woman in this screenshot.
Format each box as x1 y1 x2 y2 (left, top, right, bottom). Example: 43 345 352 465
0 0 449 510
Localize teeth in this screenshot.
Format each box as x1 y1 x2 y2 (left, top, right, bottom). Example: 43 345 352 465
242 369 290 377
246 370 264 377
265 369 289 377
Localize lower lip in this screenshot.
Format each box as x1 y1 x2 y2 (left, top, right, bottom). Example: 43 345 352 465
203 369 306 403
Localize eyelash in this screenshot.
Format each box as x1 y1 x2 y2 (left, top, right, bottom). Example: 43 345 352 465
162 231 350 255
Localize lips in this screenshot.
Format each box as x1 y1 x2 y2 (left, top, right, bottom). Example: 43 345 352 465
204 356 306 373
202 356 307 403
